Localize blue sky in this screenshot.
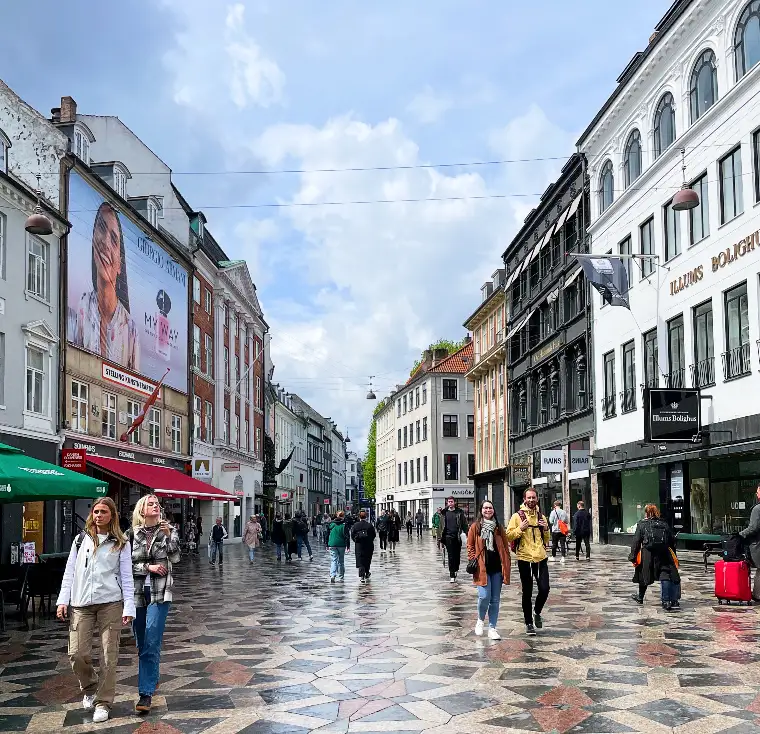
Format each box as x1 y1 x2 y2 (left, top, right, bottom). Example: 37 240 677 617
1 0 668 447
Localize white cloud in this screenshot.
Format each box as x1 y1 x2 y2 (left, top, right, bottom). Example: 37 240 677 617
406 86 453 125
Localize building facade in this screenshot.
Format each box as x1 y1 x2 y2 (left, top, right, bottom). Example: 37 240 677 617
375 342 476 524
502 153 594 525
273 387 308 514
0 82 69 560
345 450 366 511
579 0 760 543
463 270 509 519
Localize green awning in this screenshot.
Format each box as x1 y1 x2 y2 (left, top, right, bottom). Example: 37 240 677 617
0 443 108 503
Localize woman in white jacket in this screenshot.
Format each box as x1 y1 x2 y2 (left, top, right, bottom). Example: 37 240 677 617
56 497 135 724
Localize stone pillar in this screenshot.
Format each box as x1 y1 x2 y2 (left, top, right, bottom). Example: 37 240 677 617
213 290 226 445
228 303 237 447
247 323 255 453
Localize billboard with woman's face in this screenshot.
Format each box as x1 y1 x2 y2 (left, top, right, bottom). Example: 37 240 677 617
67 171 188 393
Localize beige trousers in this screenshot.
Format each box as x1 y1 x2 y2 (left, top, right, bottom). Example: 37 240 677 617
68 601 123 707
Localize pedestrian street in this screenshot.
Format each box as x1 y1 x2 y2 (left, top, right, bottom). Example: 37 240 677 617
3 538 760 734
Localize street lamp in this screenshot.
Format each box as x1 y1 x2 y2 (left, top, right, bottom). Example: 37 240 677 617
25 175 53 236
366 375 376 400
672 148 700 211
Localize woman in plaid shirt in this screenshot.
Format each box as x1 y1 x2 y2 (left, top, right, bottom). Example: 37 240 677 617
130 495 180 714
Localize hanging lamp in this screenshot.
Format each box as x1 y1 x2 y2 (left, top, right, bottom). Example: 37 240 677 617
671 148 700 211
25 175 54 236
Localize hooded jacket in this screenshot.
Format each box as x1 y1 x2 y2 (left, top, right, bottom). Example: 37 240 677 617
327 518 349 548
506 504 550 563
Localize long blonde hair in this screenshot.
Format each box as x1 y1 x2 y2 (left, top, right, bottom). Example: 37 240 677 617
132 494 161 529
84 497 126 551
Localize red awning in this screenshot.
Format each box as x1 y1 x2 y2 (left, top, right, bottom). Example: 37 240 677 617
86 455 236 502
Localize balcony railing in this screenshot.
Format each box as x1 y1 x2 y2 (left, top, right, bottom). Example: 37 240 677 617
690 357 715 389
665 368 685 389
722 343 751 381
602 394 616 420
620 388 636 414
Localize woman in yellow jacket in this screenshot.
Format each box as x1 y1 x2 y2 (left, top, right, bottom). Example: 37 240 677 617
506 488 550 635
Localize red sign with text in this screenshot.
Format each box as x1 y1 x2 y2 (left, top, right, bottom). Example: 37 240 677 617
62 448 87 473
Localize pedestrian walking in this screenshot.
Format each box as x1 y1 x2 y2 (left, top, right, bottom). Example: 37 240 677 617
573 501 592 561
294 510 314 561
283 514 296 564
376 510 389 551
432 507 443 548
184 517 197 554
259 513 268 543
242 515 262 563
506 488 551 635
388 509 401 552
326 510 349 582
56 498 135 724
548 501 569 562
350 510 377 582
739 483 760 601
209 517 228 566
271 514 286 560
195 516 203 550
415 508 425 537
311 515 317 538
466 500 511 640
440 497 469 582
130 494 181 714
629 504 681 611
405 512 414 538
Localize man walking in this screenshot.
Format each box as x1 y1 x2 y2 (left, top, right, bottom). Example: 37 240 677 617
295 510 314 561
573 501 592 561
415 508 425 538
440 497 468 582
326 511 349 582
209 517 228 566
506 488 550 635
740 484 760 601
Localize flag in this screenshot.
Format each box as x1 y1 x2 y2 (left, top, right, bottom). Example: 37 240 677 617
120 369 170 442
578 256 630 308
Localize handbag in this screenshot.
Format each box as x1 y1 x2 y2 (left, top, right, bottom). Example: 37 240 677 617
466 547 484 575
559 519 570 535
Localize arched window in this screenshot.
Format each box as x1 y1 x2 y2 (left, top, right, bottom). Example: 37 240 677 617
599 160 614 212
623 130 642 188
735 0 760 80
653 93 676 158
690 50 718 122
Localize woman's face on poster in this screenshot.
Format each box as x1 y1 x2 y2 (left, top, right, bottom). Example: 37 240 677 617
93 207 121 289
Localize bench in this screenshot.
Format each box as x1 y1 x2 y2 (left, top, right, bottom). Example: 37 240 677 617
676 532 723 569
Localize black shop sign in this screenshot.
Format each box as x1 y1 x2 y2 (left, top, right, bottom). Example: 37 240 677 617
644 388 701 443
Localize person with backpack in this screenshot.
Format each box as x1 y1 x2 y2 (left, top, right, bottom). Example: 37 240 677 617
506 488 551 635
628 504 680 611
548 501 569 563
573 501 592 561
440 497 469 582
294 510 314 561
376 510 390 552
350 510 377 582
209 517 228 566
271 513 286 561
388 509 402 552
326 511 350 582
56 497 135 724
467 500 511 640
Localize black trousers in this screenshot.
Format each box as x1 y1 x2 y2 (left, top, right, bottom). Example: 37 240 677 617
551 532 567 557
517 559 550 625
416 523 424 537
406 523 413 537
575 535 590 559
443 535 462 577
378 532 387 550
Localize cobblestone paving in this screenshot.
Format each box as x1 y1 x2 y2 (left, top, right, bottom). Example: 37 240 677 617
2 537 760 733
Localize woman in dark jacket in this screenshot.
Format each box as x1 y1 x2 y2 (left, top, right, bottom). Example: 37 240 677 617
573 501 592 560
350 511 377 582
271 515 286 561
628 504 680 611
388 510 401 552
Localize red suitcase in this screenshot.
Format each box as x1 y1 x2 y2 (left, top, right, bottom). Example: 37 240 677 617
714 560 752 604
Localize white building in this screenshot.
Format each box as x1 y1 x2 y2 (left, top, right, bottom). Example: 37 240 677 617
579 0 760 544
375 342 476 524
273 388 308 513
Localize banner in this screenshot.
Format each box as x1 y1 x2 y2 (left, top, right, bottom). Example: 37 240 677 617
67 171 188 393
577 256 630 308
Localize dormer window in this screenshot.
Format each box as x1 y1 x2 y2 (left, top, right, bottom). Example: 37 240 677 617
74 129 90 164
147 199 159 228
0 128 9 174
113 167 128 198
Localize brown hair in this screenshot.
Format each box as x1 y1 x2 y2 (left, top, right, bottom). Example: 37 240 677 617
85 497 126 551
644 504 660 519
359 510 367 519
337 511 345 519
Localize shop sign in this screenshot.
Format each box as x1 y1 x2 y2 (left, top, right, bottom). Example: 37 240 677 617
234 490 244 497
323 498 330 504
531 334 564 367
510 464 531 487
102 363 157 397
192 458 212 480
540 449 565 472
222 463 241 472
280 492 290 499
263 480 277 490
62 448 86 473
386 494 394 501
644 388 701 442
671 464 684 497
64 438 186 471
433 487 475 498
23 542 36 564
569 450 589 472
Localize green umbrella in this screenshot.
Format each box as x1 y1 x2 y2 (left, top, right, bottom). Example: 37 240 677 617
0 443 108 502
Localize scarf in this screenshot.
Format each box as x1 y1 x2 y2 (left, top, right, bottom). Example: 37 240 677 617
480 518 496 552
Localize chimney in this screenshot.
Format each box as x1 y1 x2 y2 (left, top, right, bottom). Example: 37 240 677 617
60 96 77 124
50 107 61 124
432 348 449 366
463 334 472 345
648 30 659 45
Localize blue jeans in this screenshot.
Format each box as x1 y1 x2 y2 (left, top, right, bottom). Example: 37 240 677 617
275 543 283 560
210 541 223 563
661 579 681 603
248 546 256 562
329 547 345 579
133 592 171 696
477 572 503 627
297 535 312 558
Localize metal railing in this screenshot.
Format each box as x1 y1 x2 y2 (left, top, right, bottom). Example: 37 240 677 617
665 368 686 389
690 357 715 389
602 394 616 419
722 343 751 380
620 388 637 413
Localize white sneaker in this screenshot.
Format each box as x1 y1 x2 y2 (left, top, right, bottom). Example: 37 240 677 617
82 694 96 711
488 627 501 640
450 577 456 583
92 705 109 723
474 619 484 636
560 557 566 564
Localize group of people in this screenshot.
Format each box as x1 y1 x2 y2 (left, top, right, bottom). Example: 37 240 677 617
56 495 179 724
404 509 427 538
270 510 314 563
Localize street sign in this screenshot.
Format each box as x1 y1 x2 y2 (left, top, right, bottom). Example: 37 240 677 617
644 388 701 442
61 448 86 473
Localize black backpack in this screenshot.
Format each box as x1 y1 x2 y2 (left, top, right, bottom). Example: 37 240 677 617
353 526 369 541
642 519 670 553
722 534 745 562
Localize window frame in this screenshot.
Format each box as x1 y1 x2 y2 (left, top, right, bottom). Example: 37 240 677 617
689 49 718 123
102 391 117 440
643 328 659 389
719 146 744 224
603 350 616 419
667 314 686 387
71 380 88 433
148 407 161 449
467 414 475 438
205 334 213 377
205 400 213 442
639 217 655 278
442 414 459 438
723 281 750 380
663 198 681 262
171 415 182 453
422 416 428 441
692 299 715 388
689 172 710 245
423 455 428 481
25 346 46 416
27 235 49 302
193 395 202 440
126 399 142 445
193 325 201 369
599 159 614 212
204 288 212 313
621 340 636 413
623 129 642 188
754 129 760 203
619 235 633 286
653 92 676 158
735 0 760 80
442 378 458 400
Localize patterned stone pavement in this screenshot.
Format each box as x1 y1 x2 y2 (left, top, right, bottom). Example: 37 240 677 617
2 536 760 733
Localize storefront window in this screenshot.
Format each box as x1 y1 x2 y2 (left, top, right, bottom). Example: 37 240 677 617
621 466 659 533
689 460 710 532
607 476 623 533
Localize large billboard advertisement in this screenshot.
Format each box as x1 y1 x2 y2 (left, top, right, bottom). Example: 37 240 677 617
67 170 188 393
